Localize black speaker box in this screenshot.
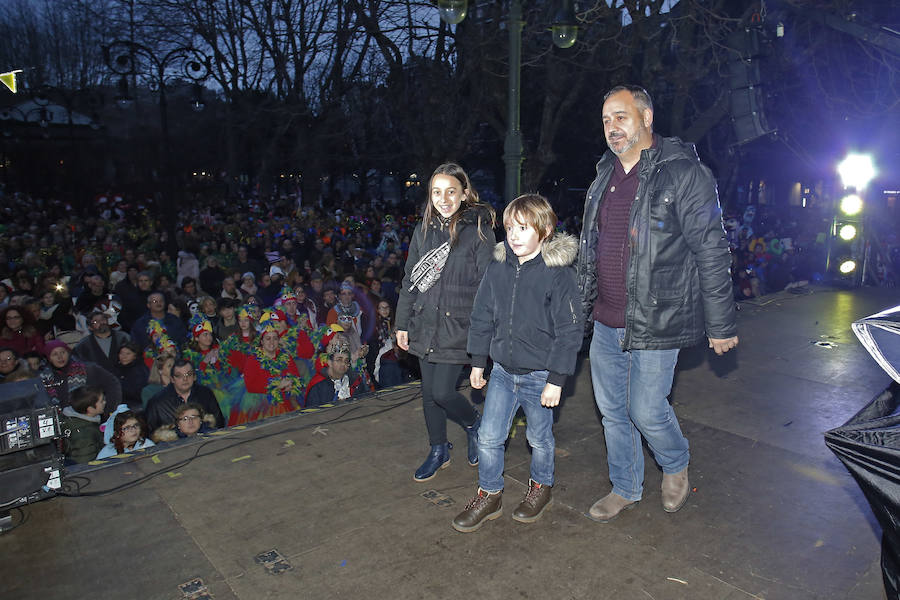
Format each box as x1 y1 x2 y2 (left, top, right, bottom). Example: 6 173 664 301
0 378 60 455
0 443 63 507
0 378 63 509
729 58 761 89
728 27 762 59
730 87 772 143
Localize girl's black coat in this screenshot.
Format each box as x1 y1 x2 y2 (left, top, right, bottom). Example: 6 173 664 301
396 207 495 364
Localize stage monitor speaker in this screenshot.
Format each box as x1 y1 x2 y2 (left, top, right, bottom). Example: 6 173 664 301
730 86 772 144
0 378 60 455
0 378 63 510
0 443 62 508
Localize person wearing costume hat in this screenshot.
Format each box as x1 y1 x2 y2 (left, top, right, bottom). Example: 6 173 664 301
278 288 311 331
305 342 368 408
220 304 257 367
232 323 305 423
326 281 363 338
182 318 246 423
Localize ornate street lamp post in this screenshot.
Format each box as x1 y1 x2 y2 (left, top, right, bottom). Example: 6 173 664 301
438 0 578 205
102 41 211 254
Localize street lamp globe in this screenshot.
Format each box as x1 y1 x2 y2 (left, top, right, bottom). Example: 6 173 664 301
438 0 468 25
551 0 578 48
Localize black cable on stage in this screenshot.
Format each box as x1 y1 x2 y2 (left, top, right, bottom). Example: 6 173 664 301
56 386 423 498
0 507 29 534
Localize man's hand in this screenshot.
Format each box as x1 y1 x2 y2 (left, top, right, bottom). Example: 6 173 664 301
470 367 487 390
541 383 562 407
708 336 739 355
396 330 409 351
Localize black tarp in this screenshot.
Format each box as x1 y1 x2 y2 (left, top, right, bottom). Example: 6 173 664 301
825 304 900 598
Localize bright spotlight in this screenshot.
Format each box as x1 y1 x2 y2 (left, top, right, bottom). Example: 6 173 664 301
839 259 857 274
839 194 863 216
838 224 857 241
838 154 876 190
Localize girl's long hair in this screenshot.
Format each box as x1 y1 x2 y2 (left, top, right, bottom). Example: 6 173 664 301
421 162 496 247
112 411 149 453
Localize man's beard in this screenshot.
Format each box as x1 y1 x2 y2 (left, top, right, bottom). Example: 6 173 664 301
608 130 640 156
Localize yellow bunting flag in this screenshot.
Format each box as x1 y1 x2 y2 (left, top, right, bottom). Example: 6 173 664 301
1 70 22 93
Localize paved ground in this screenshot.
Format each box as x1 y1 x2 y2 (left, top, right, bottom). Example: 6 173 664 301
2 285 898 600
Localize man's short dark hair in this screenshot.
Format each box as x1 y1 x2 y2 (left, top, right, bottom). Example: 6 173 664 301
604 84 653 114
0 346 19 358
217 297 237 310
88 310 108 323
170 358 193 378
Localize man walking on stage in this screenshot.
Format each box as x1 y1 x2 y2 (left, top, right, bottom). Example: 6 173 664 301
576 85 738 522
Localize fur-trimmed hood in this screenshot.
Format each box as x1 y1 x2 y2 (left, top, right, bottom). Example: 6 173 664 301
493 232 578 267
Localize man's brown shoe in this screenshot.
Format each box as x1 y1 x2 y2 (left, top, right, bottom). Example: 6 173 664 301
452 489 502 533
661 466 689 513
512 479 552 523
587 492 637 523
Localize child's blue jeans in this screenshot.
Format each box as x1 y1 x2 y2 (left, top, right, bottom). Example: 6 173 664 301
477 363 555 493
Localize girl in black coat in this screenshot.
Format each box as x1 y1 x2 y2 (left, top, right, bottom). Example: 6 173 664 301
396 163 496 481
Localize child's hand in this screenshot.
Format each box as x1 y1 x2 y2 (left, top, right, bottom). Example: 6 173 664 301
541 383 561 407
470 367 487 390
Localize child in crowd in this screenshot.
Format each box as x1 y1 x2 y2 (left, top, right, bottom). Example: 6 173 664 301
22 350 43 373
96 407 155 459
151 402 217 443
59 385 106 464
452 194 582 533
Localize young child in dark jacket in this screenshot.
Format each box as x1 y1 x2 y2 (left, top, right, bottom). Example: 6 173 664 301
60 385 106 464
452 194 582 533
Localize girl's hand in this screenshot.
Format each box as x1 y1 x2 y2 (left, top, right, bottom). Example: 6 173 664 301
396 330 409 351
470 367 487 390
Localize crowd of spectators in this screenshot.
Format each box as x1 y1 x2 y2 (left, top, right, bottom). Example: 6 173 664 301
725 204 826 300
4 183 887 463
0 188 426 464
